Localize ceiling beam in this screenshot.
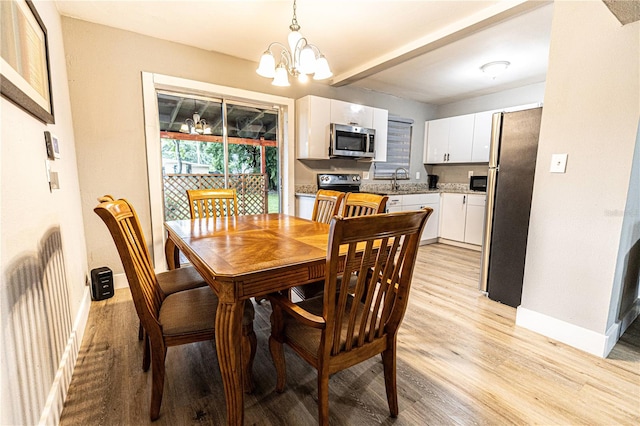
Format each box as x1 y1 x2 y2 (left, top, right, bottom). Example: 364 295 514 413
330 0 552 87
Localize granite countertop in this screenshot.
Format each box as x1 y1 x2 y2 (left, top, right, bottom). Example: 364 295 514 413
295 182 485 196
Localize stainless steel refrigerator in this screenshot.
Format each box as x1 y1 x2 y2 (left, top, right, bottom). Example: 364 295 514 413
479 107 542 308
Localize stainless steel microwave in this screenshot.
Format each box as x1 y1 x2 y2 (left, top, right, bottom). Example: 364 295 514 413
329 123 375 159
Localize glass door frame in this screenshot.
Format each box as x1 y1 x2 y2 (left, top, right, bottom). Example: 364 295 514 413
142 72 295 271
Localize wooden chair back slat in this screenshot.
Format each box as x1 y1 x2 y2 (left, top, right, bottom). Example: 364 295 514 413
94 200 164 333
341 192 389 218
187 188 238 219
323 209 432 357
312 190 345 224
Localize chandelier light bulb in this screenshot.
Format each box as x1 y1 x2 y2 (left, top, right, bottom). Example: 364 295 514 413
272 64 291 86
256 51 276 78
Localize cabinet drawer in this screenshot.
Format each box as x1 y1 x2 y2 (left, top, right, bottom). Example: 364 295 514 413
467 194 486 207
403 193 439 205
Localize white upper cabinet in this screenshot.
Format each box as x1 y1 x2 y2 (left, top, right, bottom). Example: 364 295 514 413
296 95 388 160
372 107 388 162
423 114 474 164
471 110 495 163
330 99 373 128
447 114 475 162
425 105 541 165
423 118 449 163
296 95 331 159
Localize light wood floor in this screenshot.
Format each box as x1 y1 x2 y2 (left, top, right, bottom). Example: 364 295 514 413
60 244 640 425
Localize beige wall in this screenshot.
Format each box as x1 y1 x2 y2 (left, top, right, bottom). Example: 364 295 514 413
1 2 88 423
519 0 639 355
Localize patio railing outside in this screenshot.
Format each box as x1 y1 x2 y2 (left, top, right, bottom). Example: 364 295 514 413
163 173 268 220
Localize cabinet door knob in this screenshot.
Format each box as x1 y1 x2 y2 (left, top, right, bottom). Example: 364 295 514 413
463 195 466 204
443 153 446 162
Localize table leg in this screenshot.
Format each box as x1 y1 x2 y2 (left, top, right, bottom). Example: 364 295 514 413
216 300 245 425
164 235 180 270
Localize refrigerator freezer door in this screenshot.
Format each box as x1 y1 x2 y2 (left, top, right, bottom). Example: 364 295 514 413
484 107 542 307
488 112 503 168
479 165 498 292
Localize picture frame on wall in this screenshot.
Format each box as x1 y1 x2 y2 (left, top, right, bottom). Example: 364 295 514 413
0 0 55 124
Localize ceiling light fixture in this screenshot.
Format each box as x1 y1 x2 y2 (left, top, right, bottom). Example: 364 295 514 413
480 61 511 79
256 0 332 86
180 100 212 135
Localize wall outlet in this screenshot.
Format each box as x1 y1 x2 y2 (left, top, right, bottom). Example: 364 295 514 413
550 153 568 173
468 171 474 178
363 171 370 180
415 171 420 180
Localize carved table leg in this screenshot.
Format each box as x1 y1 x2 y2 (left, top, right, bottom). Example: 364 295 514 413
216 300 245 426
164 234 180 270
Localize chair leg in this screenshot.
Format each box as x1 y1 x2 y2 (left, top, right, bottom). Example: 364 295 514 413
381 342 399 417
268 305 286 393
149 341 167 421
317 370 330 426
138 321 144 340
142 332 151 372
242 323 257 394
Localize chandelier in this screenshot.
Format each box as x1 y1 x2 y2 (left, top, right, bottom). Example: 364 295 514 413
180 100 212 135
256 0 332 86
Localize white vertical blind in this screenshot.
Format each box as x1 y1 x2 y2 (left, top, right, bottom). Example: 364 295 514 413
374 115 413 178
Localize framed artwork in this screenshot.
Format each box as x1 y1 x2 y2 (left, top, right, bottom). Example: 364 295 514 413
1 0 54 124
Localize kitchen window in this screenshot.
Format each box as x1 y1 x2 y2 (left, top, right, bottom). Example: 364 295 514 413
373 115 413 178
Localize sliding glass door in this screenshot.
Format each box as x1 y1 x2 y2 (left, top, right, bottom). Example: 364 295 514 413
157 92 280 220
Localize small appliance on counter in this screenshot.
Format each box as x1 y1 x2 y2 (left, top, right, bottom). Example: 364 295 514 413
469 175 488 192
427 174 439 189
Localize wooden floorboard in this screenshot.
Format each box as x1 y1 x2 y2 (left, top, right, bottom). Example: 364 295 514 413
59 243 640 425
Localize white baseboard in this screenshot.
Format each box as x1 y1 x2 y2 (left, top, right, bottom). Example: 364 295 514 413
437 238 482 252
516 306 620 358
38 287 91 426
113 272 128 289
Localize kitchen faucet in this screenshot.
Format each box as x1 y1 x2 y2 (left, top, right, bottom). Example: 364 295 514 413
391 167 409 191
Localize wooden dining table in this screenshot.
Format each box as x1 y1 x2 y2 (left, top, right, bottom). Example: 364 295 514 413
164 213 332 425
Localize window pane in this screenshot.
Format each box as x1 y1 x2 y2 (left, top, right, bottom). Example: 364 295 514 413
157 93 281 220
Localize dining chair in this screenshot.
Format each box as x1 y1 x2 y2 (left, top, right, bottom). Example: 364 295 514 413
311 189 345 224
94 198 257 420
268 208 433 425
341 192 389 217
97 195 208 346
291 190 345 301
187 188 239 218
294 191 388 301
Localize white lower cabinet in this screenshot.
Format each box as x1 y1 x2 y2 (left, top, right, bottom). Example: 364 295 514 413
439 193 486 246
296 194 315 220
439 193 467 241
386 193 440 244
464 195 486 245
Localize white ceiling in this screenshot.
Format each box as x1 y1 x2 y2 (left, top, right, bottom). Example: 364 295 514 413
55 0 554 105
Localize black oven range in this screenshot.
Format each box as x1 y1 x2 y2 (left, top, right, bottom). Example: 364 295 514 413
317 173 361 193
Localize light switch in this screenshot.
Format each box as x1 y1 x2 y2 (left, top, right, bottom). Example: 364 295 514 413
415 171 420 180
550 153 568 173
